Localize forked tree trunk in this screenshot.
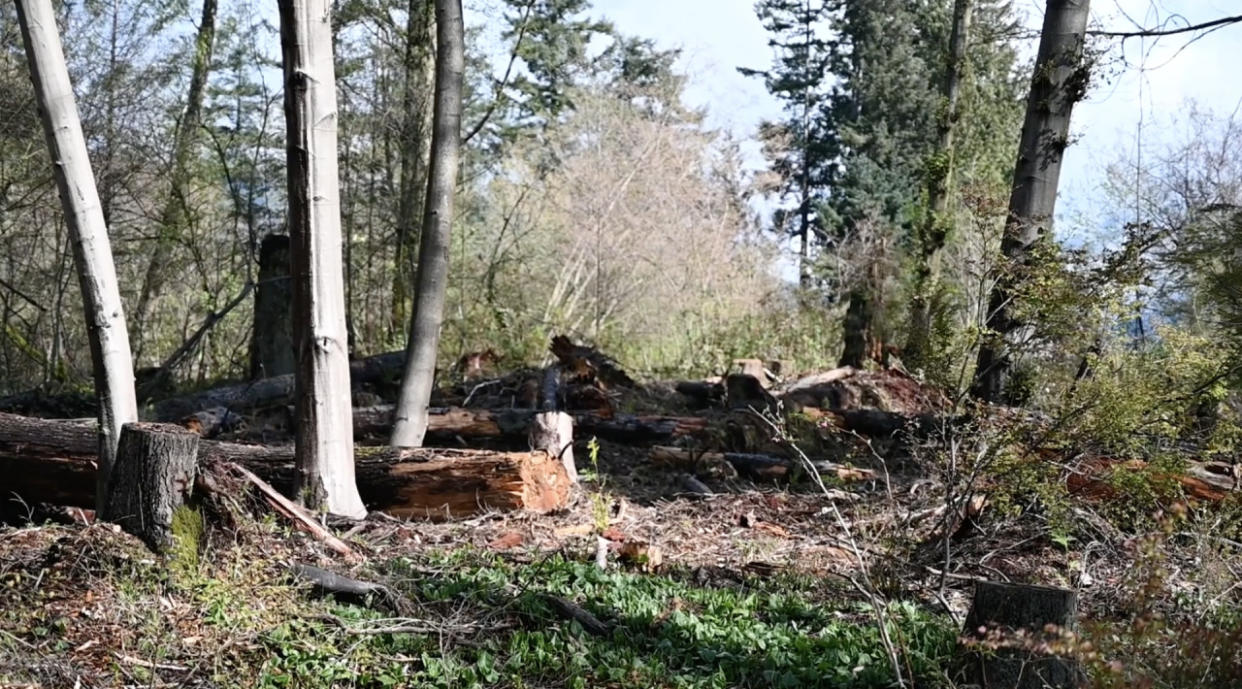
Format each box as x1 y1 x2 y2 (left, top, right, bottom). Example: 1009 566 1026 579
16 0 139 510
390 0 464 447
905 0 971 371
100 423 199 552
278 0 366 517
971 0 1091 403
250 234 295 379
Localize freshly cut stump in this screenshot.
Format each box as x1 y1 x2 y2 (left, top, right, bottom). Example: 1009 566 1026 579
100 422 200 552
960 581 1079 689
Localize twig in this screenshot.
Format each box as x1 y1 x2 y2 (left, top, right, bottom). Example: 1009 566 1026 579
224 463 361 563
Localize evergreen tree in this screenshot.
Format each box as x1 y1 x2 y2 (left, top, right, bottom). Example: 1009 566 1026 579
739 0 837 288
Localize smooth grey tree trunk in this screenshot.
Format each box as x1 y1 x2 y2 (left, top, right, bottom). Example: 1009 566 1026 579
101 422 199 552
132 0 218 349
278 0 367 517
16 0 139 510
390 0 464 447
971 0 1091 403
250 234 295 379
390 0 436 335
905 0 972 371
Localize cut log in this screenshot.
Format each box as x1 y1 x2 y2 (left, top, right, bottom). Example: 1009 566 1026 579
959 581 1080 689
674 380 724 409
149 349 407 421
352 405 707 444
0 412 571 519
99 422 199 552
649 445 876 483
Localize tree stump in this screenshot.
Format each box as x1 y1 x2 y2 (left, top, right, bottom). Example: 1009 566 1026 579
250 233 294 379
960 581 1080 689
101 422 200 552
530 367 576 482
725 373 776 412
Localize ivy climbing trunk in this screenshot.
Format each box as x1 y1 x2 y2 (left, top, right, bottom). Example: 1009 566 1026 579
391 0 464 447
16 0 139 510
278 0 367 517
905 0 971 371
971 0 1091 403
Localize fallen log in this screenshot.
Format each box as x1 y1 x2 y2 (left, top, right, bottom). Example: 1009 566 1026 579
0 412 571 519
149 350 408 421
649 445 876 482
353 405 709 444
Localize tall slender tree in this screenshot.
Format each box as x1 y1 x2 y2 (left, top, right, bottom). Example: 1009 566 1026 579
971 0 1092 403
132 0 218 350
391 0 465 447
740 0 836 287
15 0 139 509
278 0 367 516
905 0 972 371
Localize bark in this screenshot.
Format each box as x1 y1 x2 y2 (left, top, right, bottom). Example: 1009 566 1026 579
249 234 295 379
16 0 139 510
906 0 972 370
960 581 1080 688
149 349 407 421
530 367 575 482
391 0 465 447
390 0 436 334
0 412 571 518
839 288 872 369
100 423 200 552
278 0 366 517
971 0 1091 403
132 0 218 343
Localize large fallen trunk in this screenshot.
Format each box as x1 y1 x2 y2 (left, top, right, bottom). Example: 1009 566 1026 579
0 412 570 518
354 405 708 443
149 350 407 421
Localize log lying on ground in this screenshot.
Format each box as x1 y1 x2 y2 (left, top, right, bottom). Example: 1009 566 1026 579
0 412 571 518
149 350 407 421
352 405 708 443
649 445 877 482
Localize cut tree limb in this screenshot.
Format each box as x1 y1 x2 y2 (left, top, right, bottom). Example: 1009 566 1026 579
224 462 360 562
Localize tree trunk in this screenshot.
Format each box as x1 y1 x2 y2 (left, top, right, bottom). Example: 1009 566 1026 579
529 367 575 482
16 0 139 510
959 581 1080 688
132 0 218 350
278 0 366 517
390 0 464 447
390 0 436 336
971 0 1091 403
839 287 872 368
250 234 295 379
100 422 200 552
905 0 971 371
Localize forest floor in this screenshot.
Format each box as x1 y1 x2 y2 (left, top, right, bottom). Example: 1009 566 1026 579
1 362 1240 687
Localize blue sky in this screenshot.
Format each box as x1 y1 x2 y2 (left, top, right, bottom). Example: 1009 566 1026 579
464 0 1242 262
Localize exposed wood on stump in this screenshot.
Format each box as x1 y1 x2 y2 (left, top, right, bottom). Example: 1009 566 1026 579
250 234 295 379
960 581 1079 689
0 412 571 519
100 423 199 552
